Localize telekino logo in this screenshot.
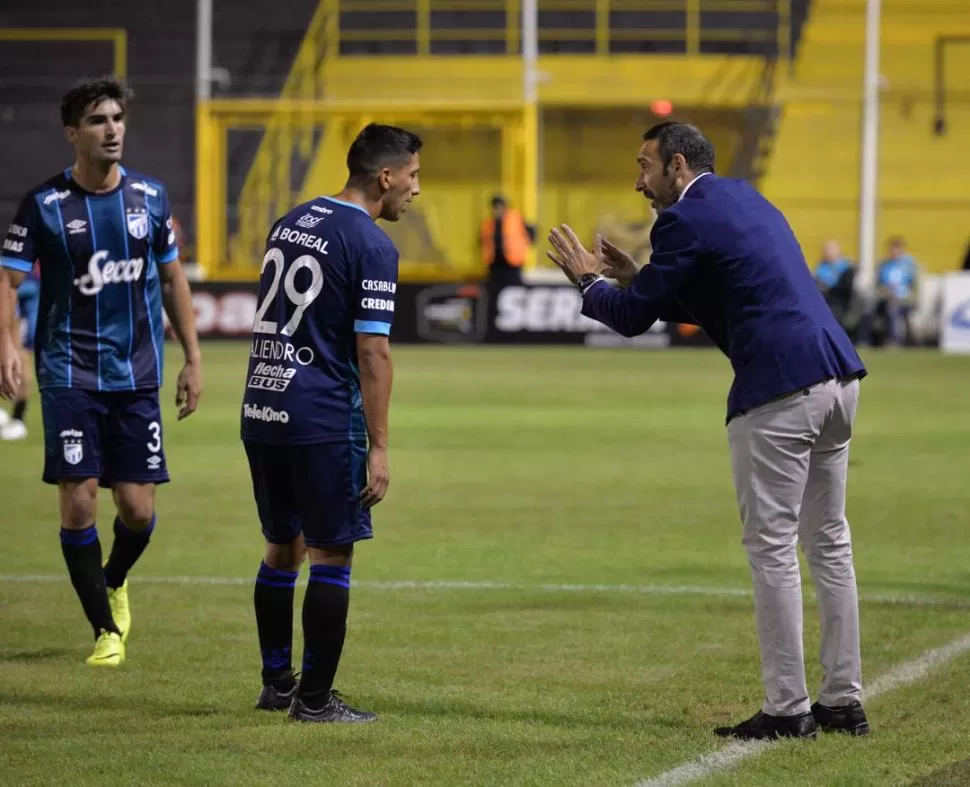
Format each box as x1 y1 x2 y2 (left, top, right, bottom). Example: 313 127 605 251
243 403 290 423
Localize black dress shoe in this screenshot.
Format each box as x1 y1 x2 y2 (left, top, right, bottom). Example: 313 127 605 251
714 710 817 741
811 701 870 736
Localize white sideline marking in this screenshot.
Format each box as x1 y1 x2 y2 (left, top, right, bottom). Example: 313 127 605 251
636 632 970 787
0 574 967 609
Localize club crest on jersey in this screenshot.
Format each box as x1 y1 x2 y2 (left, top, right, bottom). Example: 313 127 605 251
127 208 149 240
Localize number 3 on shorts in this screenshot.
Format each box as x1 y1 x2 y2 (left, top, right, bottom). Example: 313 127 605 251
147 421 162 453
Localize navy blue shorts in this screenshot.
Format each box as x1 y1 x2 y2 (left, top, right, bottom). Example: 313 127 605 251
244 440 372 549
41 388 169 487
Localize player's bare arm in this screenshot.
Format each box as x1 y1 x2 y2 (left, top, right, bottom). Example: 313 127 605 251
159 259 203 420
0 267 26 399
357 332 392 509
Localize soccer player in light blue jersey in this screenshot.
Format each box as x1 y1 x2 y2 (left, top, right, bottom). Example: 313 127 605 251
0 78 203 668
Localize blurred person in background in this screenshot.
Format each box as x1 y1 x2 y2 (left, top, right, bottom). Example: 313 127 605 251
874 236 920 346
479 194 534 287
0 260 39 440
814 240 857 341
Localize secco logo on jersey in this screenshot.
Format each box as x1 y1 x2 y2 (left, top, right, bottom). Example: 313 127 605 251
8 223 28 238
247 362 297 392
74 250 145 296
243 403 290 424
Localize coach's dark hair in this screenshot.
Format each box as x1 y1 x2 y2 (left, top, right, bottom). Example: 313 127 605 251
346 123 422 180
643 122 715 176
61 77 132 127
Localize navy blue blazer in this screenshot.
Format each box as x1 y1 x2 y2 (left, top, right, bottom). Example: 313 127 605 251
581 175 866 422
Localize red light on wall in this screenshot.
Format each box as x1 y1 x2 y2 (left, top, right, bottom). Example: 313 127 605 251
650 99 673 117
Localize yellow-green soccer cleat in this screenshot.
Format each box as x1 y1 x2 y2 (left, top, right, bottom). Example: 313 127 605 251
85 629 125 667
107 581 131 643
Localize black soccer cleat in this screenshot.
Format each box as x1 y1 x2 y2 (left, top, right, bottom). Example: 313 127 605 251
256 680 299 711
811 701 870 736
288 690 378 724
714 710 817 741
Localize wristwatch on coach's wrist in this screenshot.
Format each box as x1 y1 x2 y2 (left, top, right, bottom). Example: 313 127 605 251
576 273 602 294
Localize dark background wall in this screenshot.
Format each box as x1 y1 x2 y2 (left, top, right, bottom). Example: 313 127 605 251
0 1 317 245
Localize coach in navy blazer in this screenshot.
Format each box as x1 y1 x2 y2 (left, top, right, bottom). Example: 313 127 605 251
548 123 871 742
581 168 864 424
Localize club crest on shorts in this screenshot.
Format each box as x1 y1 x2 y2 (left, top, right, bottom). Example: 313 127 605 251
63 438 83 466
127 208 149 240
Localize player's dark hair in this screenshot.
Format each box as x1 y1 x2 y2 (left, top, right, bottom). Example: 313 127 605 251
60 77 132 127
346 123 422 179
643 122 715 177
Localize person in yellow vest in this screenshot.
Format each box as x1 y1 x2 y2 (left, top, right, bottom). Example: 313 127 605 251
480 195 535 286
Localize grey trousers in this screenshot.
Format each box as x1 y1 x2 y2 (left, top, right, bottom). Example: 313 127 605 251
727 378 862 717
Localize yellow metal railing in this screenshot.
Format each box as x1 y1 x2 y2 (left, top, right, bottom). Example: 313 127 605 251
198 99 530 280
231 2 334 271
333 0 791 57
212 0 790 279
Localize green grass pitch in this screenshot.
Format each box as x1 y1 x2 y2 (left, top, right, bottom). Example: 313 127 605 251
1 344 969 786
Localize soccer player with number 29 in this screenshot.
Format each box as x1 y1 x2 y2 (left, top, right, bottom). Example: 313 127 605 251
240 123 421 723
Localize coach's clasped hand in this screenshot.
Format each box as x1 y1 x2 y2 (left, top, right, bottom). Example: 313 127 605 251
546 225 601 285
548 225 641 290
594 235 639 287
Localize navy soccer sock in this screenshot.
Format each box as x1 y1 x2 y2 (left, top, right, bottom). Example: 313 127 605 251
254 562 299 688
298 564 351 706
60 525 120 638
104 515 156 589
